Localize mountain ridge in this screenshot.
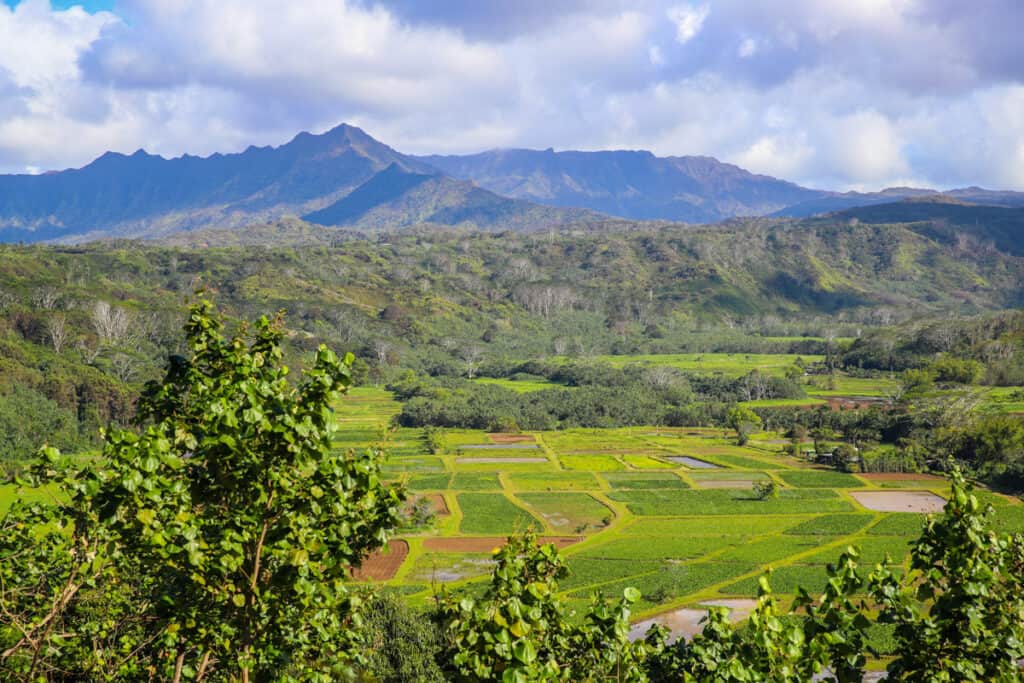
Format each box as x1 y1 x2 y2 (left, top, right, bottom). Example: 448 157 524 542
1 122 1023 242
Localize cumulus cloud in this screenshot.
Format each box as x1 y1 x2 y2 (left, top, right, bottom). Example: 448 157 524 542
667 3 709 44
0 0 1020 191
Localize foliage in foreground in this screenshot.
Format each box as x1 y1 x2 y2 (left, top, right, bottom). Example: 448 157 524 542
0 299 404 681
436 531 656 682
437 469 1024 682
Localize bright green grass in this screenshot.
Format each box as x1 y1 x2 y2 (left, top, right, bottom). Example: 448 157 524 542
507 472 600 491
561 558 663 590
559 454 625 471
801 536 911 566
624 516 802 537
456 494 540 535
608 489 854 516
602 472 689 489
777 471 866 488
580 562 759 610
379 456 444 472
543 429 648 451
869 478 948 489
441 430 499 446
743 398 828 408
452 459 556 473
406 473 451 491
452 447 545 458
621 454 675 469
982 387 1024 413
474 377 562 393
688 471 771 481
974 490 1016 507
579 535 741 561
867 513 927 536
721 565 837 596
694 453 789 470
593 353 824 378
784 514 876 536
805 375 898 398
516 493 612 532
715 536 828 564
450 473 503 491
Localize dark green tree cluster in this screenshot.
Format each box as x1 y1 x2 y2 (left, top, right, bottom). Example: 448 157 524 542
0 300 405 681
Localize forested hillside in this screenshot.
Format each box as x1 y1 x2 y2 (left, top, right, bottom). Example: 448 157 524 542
0 216 1022 471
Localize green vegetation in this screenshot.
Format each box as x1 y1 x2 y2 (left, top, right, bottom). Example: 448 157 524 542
456 493 539 534
0 301 404 681
449 472 503 490
608 488 854 516
784 514 876 535
777 470 866 488
0 220 1022 679
516 493 611 533
603 472 689 489
508 471 600 491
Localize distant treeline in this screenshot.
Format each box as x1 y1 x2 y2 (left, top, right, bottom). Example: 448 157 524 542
390 360 805 431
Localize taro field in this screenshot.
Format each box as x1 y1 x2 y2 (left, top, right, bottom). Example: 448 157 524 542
338 387 1024 637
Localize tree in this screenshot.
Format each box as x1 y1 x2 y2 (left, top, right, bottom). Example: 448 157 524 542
870 468 1024 681
358 593 446 682
832 443 859 472
90 300 132 346
726 405 762 446
45 313 70 354
752 480 777 500
437 531 655 682
0 298 405 681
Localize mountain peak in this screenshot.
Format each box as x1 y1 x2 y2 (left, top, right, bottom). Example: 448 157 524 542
418 146 822 222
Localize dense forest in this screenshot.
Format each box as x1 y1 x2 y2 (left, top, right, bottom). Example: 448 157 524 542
1 217 1021 486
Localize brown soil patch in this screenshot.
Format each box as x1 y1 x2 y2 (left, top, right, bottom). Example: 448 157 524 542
410 493 449 516
424 536 582 553
489 433 536 444
352 539 409 581
859 472 943 482
851 490 946 513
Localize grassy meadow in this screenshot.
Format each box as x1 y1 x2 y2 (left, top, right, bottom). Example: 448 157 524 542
335 385 1024 624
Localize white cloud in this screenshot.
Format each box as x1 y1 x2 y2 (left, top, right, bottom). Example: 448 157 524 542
0 0 115 88
666 3 709 44
827 110 908 183
0 0 1020 192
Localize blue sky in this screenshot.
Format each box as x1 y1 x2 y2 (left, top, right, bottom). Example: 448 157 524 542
2 0 113 10
0 0 1022 190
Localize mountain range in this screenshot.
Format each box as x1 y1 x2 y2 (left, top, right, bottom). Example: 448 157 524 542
0 123 1022 242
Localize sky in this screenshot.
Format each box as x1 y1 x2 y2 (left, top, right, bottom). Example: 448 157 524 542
0 0 1022 190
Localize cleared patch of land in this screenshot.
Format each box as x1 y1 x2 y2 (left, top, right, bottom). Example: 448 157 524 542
851 490 946 513
352 540 409 581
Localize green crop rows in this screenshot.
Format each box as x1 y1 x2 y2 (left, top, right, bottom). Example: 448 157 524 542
336 386 1024 622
